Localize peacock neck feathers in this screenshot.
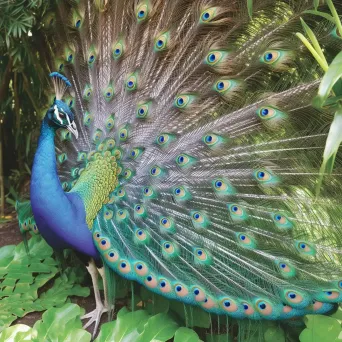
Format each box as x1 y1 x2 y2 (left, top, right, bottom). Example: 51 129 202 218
31 117 65 206
30 116 99 258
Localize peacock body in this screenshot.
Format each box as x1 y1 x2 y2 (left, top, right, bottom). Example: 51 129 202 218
17 0 342 326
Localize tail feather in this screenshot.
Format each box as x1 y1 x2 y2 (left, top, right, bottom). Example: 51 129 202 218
45 0 342 319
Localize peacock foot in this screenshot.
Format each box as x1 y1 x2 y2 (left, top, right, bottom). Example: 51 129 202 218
81 303 108 336
82 259 111 337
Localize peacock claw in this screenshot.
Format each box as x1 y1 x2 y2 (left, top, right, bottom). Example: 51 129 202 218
82 259 111 337
81 304 108 336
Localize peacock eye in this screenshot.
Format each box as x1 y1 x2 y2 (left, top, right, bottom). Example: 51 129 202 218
113 41 124 60
136 3 149 22
256 105 287 122
174 94 196 109
262 50 281 64
295 241 316 256
199 7 217 23
59 112 65 118
203 133 223 148
205 50 228 66
154 31 170 51
125 73 138 91
214 79 233 94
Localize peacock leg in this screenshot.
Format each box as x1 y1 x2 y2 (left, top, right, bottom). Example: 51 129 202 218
97 266 109 308
81 259 108 336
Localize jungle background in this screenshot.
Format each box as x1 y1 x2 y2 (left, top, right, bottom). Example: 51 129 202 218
1 0 342 341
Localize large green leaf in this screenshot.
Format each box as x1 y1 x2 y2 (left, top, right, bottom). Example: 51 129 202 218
315 51 342 107
0 324 32 342
264 326 285 342
330 307 342 320
299 315 342 342
94 321 118 342
174 327 201 342
0 236 89 332
32 303 90 342
107 309 149 342
0 245 15 267
137 313 178 342
304 10 335 23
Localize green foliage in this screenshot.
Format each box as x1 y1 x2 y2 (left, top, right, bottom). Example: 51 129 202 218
0 324 32 342
0 236 89 332
32 303 90 342
174 327 201 342
0 0 57 208
247 0 253 18
264 326 285 342
95 307 178 342
296 1 342 195
299 313 342 342
0 304 91 342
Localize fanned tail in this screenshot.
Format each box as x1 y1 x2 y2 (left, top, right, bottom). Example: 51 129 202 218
49 0 342 320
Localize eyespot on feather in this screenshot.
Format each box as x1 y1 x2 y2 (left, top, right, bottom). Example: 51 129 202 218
174 283 189 297
117 259 131 274
220 297 238 312
192 286 206 302
98 238 111 251
295 241 316 256
134 261 149 276
199 7 217 24
201 296 217 309
159 278 172 293
105 249 120 263
144 274 158 288
255 299 273 316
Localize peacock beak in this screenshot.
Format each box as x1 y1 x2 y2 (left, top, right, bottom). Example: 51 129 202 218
66 120 78 140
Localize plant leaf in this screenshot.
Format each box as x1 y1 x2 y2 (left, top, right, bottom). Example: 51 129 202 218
174 327 201 342
0 324 32 341
304 10 335 23
32 303 90 342
110 309 149 342
137 313 178 342
247 0 253 19
299 315 342 342
94 321 117 342
313 0 320 10
314 51 342 107
316 108 342 195
264 326 285 342
300 18 325 61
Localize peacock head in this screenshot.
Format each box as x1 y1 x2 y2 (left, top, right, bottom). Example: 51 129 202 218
46 99 78 139
47 72 78 139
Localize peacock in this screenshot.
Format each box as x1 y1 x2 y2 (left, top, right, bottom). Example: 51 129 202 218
16 0 342 337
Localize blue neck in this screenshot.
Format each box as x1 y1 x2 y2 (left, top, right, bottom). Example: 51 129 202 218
30 117 99 259
31 117 67 206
